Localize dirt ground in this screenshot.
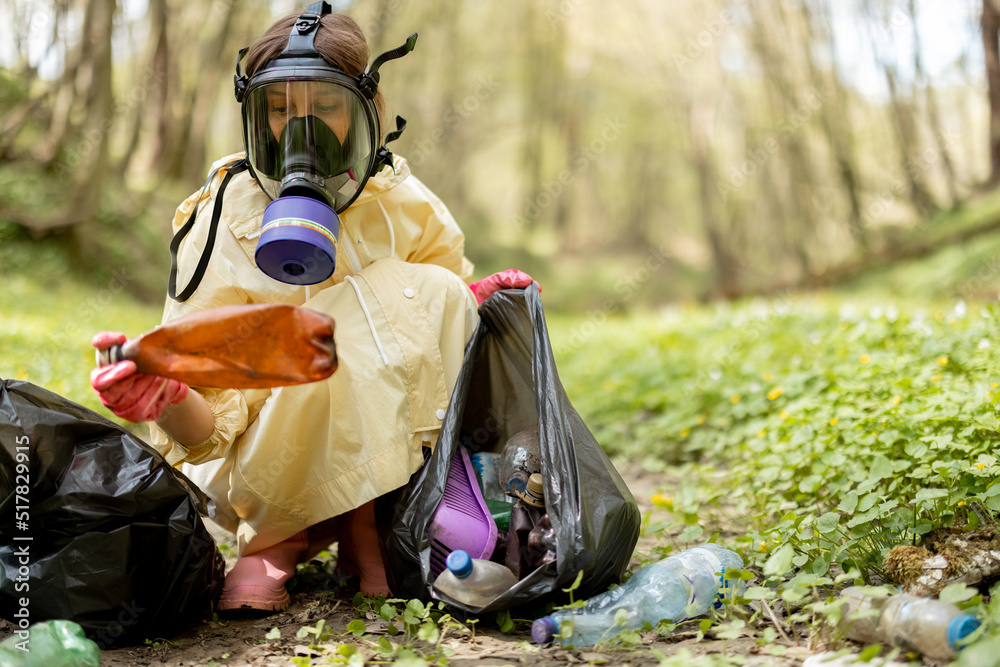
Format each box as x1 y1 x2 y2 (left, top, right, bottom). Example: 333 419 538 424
1 466 833 667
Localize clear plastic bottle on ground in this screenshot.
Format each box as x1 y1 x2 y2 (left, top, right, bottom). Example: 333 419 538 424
532 543 744 646
839 586 981 660
0 619 101 667
432 549 519 608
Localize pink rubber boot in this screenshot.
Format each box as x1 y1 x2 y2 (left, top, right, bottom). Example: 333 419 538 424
337 500 391 597
217 530 308 612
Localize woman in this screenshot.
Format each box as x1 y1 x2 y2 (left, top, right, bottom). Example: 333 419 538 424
90 3 534 612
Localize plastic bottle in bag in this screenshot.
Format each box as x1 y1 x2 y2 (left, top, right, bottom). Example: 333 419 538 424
506 473 546 579
839 586 981 660
497 425 541 496
532 543 744 646
432 549 518 607
0 620 101 667
527 513 557 566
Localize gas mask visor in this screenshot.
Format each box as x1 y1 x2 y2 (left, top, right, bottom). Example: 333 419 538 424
234 1 416 285
242 78 378 284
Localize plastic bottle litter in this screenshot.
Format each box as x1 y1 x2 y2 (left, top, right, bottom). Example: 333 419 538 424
506 473 546 579
95 303 337 388
0 619 101 667
432 549 519 608
469 451 508 503
532 543 744 646
498 425 541 496
839 586 981 660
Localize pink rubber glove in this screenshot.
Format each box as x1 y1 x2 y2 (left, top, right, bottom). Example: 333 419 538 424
89 331 189 423
468 269 540 305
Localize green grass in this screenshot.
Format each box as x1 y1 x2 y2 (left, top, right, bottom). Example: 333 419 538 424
553 293 1000 560
0 272 162 418
7 241 1000 657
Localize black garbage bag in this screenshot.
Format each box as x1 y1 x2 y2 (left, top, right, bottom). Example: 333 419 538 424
0 379 224 648
378 284 641 614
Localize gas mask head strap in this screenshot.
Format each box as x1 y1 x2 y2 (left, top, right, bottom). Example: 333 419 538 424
233 2 332 103
282 2 331 58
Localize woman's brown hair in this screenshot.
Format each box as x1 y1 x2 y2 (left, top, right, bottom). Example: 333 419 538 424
243 11 387 132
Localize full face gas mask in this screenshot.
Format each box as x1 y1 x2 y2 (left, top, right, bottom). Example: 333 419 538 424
168 3 415 301
235 1 415 286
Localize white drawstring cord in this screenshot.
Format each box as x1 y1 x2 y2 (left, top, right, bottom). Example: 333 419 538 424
377 200 395 258
345 275 389 366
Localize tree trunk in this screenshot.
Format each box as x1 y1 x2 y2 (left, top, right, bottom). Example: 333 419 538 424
689 94 739 299
982 0 1000 186
64 0 116 226
909 0 960 207
805 0 867 249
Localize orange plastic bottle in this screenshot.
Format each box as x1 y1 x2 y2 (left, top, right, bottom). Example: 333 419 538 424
96 303 337 388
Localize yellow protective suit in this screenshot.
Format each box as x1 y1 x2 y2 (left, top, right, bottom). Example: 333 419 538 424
148 152 480 556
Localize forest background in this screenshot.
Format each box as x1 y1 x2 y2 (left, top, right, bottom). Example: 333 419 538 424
9 1 1000 663
2 0 999 312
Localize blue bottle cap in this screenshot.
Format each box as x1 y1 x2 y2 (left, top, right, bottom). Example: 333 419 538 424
531 616 557 644
947 614 981 649
445 550 473 578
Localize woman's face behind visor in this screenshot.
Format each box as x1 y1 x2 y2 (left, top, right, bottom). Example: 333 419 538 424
266 81 352 143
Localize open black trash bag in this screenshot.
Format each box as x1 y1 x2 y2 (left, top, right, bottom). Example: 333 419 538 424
378 284 641 615
0 379 224 648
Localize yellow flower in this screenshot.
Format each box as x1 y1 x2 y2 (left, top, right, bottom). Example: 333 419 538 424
957 500 967 506
758 429 767 438
696 414 707 425
930 374 941 383
993 383 998 389
651 494 673 508
977 463 986 470
780 410 789 420
892 396 901 405
829 418 839 426
680 428 691 438
758 543 767 553
860 354 870 364
763 372 773 382
730 394 741 404
767 387 783 400
939 356 949 366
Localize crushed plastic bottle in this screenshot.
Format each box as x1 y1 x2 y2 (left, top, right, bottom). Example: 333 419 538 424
532 543 744 646
432 549 519 608
0 619 101 667
497 425 541 496
839 586 981 660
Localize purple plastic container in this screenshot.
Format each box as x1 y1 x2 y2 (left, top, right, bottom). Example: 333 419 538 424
428 445 499 576
255 196 340 285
